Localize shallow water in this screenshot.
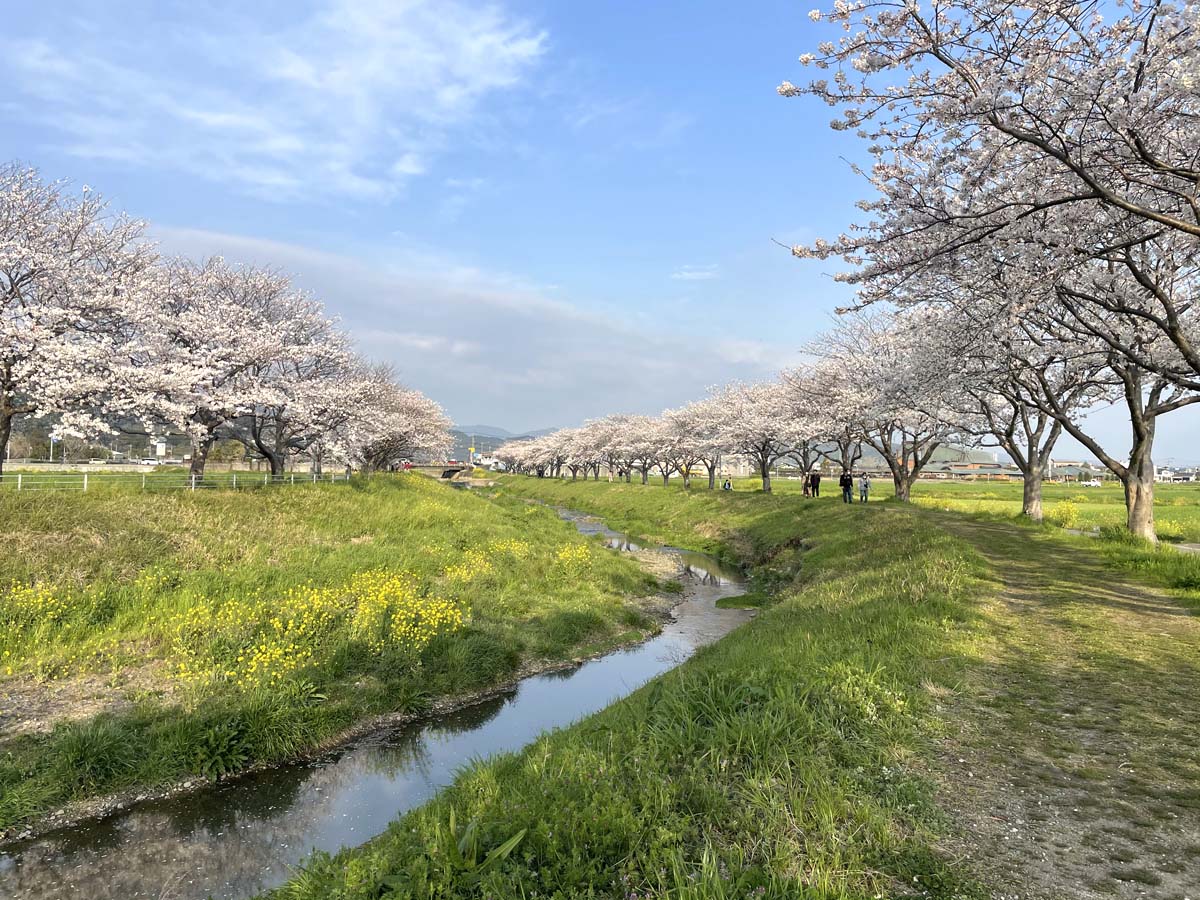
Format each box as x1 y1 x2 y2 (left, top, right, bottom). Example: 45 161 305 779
0 511 751 900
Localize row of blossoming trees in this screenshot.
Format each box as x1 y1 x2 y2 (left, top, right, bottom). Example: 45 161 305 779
0 164 451 479
500 0 1200 543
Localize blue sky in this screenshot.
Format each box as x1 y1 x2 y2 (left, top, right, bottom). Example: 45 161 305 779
3 0 1197 463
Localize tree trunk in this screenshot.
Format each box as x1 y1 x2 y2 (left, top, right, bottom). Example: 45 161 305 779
661 472 670 486
760 458 772 493
641 470 648 485
708 468 716 489
1021 470 1044 522
0 410 11 479
1125 474 1156 542
683 471 692 489
1124 446 1157 541
190 433 214 479
892 472 909 502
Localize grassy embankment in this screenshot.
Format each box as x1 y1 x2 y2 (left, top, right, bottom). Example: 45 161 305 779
731 475 1200 542
269 476 1200 899
0 475 663 832
731 475 1200 606
268 477 996 899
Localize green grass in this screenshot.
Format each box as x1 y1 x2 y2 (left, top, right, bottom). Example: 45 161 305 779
266 477 996 899
728 474 1200 542
907 480 1200 542
0 475 664 831
266 475 1200 899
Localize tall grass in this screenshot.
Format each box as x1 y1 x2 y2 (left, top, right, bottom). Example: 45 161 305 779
0 475 662 830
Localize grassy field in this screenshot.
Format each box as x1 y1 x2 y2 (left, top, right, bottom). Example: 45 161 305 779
727 475 1200 542
263 476 1200 899
0 475 664 831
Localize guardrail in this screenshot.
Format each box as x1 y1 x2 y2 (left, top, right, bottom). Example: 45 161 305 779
0 471 352 492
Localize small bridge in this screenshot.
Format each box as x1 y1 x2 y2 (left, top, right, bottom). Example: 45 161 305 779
408 464 470 480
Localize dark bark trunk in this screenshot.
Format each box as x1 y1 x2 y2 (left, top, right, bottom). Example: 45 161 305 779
1022 470 1044 522
190 433 214 479
641 470 648 485
661 472 670 486
760 456 772 493
0 410 11 479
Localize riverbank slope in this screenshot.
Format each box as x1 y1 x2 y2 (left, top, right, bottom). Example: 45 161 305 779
0 476 667 837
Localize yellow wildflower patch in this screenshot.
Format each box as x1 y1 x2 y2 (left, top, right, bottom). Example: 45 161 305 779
167 570 465 689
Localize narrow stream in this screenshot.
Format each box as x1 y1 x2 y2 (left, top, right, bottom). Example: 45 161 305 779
0 510 752 900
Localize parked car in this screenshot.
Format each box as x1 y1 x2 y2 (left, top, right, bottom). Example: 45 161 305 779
139 457 161 466
1080 479 1102 487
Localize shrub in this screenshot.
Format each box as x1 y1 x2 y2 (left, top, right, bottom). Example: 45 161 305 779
193 720 249 781
51 718 137 794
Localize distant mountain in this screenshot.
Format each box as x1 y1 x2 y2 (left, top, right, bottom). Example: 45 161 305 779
449 425 561 460
453 425 558 440
453 425 515 439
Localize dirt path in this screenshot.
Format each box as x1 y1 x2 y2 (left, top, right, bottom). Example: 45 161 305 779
923 512 1200 900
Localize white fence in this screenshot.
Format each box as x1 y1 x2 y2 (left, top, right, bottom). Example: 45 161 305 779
0 471 353 493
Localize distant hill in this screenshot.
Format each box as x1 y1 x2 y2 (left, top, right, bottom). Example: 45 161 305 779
453 425 515 439
453 425 558 441
449 425 558 460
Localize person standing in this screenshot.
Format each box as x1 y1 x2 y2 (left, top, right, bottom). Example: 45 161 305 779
839 470 853 504
859 472 871 503
809 470 821 497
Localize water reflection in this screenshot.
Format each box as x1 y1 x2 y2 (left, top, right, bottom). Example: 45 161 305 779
0 511 751 900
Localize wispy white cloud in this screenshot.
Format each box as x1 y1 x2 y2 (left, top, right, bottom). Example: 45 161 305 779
3 1 545 198
150 226 798 431
670 264 720 281
361 330 480 358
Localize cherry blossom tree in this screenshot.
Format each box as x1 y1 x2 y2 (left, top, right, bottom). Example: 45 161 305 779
134 258 300 477
664 398 726 488
781 0 1200 387
344 370 452 473
812 312 955 501
0 165 154 476
712 380 804 493
217 286 354 477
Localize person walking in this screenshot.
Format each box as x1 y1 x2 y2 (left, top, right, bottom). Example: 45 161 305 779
839 470 853 504
809 470 821 497
859 472 871 503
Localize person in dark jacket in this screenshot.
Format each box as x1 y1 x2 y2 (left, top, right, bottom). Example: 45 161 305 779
809 470 821 497
839 470 854 503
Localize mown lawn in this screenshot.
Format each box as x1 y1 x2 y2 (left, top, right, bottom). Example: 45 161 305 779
0 475 662 832
267 476 1200 899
